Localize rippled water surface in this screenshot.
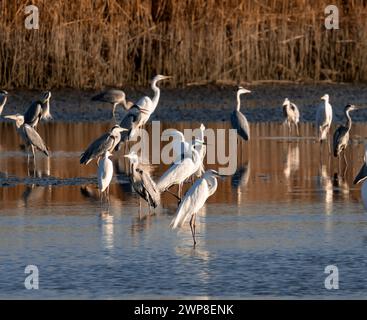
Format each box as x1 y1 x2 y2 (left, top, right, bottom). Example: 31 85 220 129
1 121 367 299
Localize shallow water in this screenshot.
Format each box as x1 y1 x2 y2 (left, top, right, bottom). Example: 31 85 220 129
1 121 367 299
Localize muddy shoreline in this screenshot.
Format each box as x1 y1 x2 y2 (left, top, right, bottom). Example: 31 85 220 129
1 83 367 123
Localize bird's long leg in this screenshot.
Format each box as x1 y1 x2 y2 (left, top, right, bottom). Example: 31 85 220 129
31 146 36 167
139 199 142 219
189 214 196 247
343 150 348 173
296 123 300 137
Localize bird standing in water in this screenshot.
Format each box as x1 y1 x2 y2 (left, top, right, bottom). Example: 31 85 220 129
316 94 333 153
333 104 357 171
231 87 251 141
282 98 300 136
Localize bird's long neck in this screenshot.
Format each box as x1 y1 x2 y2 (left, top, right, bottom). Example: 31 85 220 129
236 93 241 111
0 96 6 115
206 175 218 196
345 109 352 131
151 80 160 112
42 99 52 119
0 96 7 108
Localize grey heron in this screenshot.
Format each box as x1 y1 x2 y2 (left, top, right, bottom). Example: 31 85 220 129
0 90 8 115
157 138 205 201
24 91 52 128
353 145 367 209
4 114 49 163
80 125 128 165
92 89 133 119
124 151 161 214
119 74 171 143
333 104 357 166
231 86 251 141
316 94 333 151
282 98 300 136
98 151 114 200
170 169 220 246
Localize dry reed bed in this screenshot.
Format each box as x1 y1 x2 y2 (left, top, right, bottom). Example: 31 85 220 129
0 0 367 89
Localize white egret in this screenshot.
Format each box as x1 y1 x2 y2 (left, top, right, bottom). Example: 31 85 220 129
282 98 300 136
98 151 114 200
170 169 220 246
157 137 205 200
316 94 333 150
119 74 171 143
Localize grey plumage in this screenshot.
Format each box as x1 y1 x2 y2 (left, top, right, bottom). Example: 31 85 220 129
23 91 52 127
4 114 49 160
23 124 49 156
80 125 127 165
231 86 251 141
231 110 250 141
125 152 160 211
333 104 357 158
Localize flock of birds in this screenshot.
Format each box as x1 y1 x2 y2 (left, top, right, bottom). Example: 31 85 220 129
1 75 367 246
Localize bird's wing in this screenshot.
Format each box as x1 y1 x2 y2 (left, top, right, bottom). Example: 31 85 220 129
80 133 113 164
24 102 42 126
119 106 141 142
333 126 347 156
140 170 161 207
170 178 209 229
290 103 300 119
157 157 194 191
23 124 49 156
231 110 250 140
136 96 152 110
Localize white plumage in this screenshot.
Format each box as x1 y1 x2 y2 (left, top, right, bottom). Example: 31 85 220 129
170 169 220 245
98 151 113 194
316 94 333 141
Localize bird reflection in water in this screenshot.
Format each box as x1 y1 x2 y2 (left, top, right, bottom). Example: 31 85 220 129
317 164 333 215
99 210 114 251
283 143 300 183
231 161 251 205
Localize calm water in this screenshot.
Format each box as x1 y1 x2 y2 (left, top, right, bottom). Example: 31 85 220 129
1 121 367 299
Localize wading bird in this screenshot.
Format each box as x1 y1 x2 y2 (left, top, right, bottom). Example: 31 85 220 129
98 151 114 200
194 124 206 177
92 89 133 119
80 125 127 165
157 139 205 201
4 114 49 163
124 151 160 215
353 145 367 209
0 90 8 115
119 75 171 143
333 104 357 166
231 86 251 141
170 169 220 246
24 91 52 128
316 94 333 151
282 98 300 136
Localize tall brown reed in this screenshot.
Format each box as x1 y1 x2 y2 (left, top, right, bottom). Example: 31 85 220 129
0 0 366 89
